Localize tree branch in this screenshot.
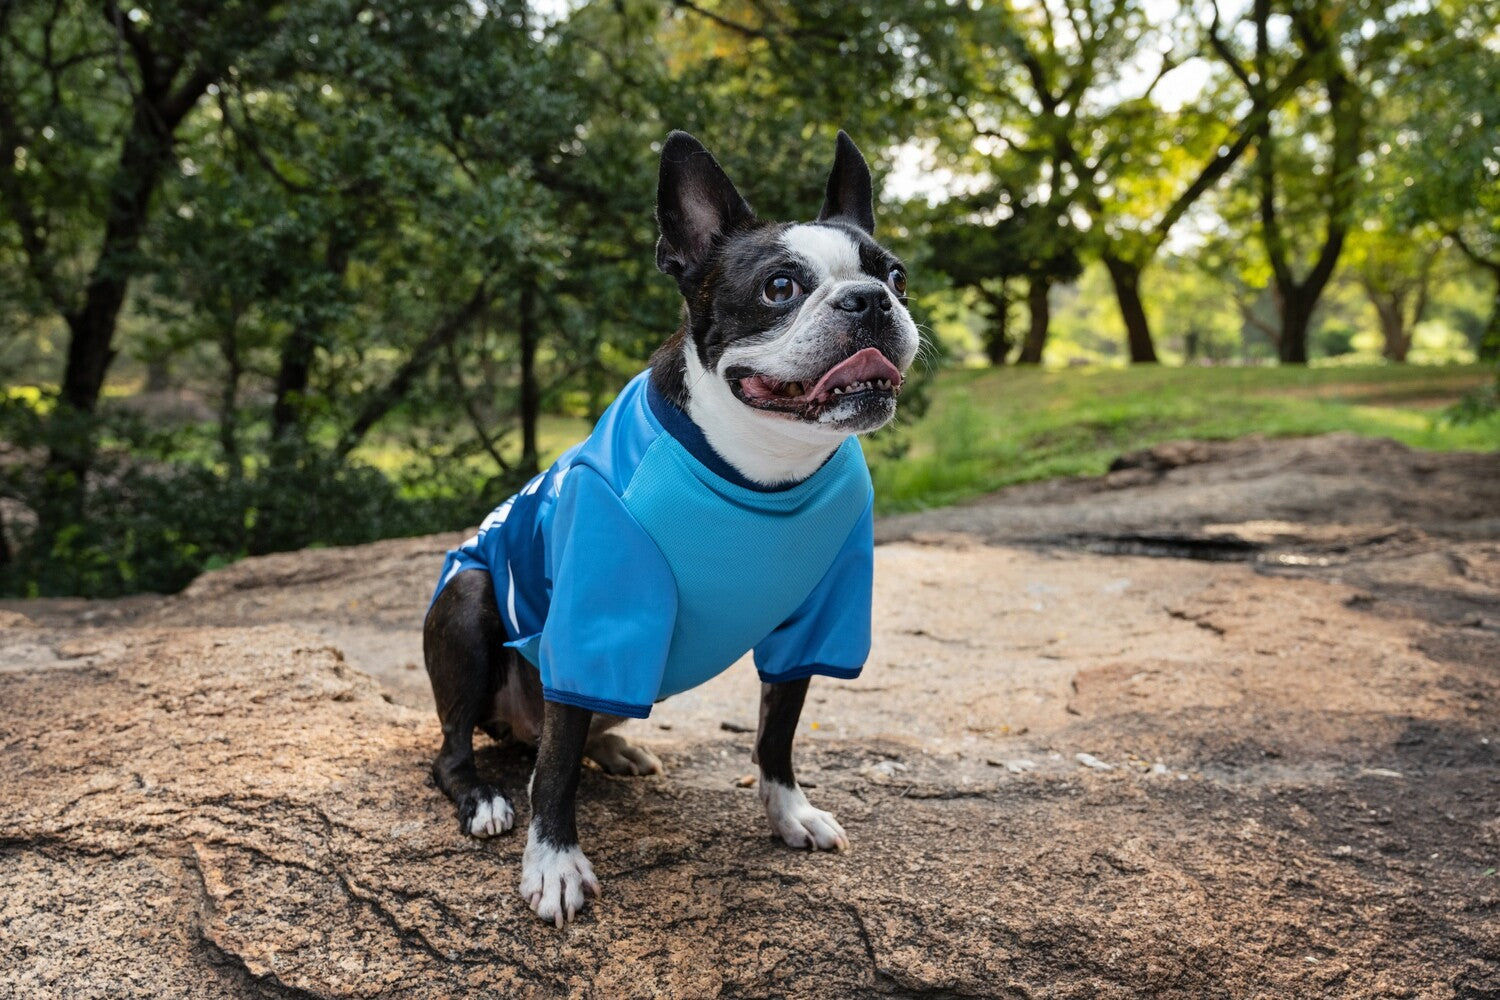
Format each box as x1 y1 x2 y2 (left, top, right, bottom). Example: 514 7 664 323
335 281 495 457
216 88 315 195
1449 229 1500 274
1207 1 1255 93
1146 48 1316 256
668 0 772 40
442 337 511 474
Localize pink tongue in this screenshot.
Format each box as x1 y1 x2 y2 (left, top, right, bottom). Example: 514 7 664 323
812 348 903 397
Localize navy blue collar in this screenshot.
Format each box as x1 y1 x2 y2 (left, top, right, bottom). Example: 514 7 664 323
645 376 810 493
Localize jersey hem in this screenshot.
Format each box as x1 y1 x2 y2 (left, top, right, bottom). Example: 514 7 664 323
756 663 863 685
542 687 653 719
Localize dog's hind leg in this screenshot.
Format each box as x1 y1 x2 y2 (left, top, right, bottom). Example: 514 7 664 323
585 716 664 776
423 568 516 837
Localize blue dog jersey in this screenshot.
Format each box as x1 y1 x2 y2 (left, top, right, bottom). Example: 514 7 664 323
430 371 874 719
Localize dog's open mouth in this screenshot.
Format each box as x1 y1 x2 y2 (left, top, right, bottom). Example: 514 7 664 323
727 347 903 419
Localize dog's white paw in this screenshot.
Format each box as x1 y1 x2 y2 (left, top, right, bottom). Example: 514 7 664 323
460 789 514 838
519 828 600 927
760 780 849 852
586 732 664 777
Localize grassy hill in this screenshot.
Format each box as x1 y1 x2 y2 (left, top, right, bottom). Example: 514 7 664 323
866 364 1498 513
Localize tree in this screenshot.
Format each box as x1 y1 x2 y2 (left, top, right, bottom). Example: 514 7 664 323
931 0 1315 363
926 201 1081 365
934 0 1157 360
0 0 293 567
1091 1 1319 365
1223 0 1387 364
1344 224 1443 363
1382 0 1500 361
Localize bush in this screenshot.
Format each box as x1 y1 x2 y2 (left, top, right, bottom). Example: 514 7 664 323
1443 370 1500 426
0 425 492 599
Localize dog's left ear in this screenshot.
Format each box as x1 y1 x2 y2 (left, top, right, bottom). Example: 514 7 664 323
817 131 875 235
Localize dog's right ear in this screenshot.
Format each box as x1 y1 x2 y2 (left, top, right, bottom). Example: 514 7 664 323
656 131 754 281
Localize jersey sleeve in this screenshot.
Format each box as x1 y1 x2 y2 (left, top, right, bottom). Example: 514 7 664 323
535 466 677 718
752 492 874 685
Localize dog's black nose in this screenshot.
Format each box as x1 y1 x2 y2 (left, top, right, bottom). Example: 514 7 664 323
832 284 893 315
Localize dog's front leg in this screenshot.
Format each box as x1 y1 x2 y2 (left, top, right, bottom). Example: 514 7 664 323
753 678 849 852
520 700 600 926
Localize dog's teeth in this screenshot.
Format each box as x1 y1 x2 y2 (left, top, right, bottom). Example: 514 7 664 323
832 387 843 395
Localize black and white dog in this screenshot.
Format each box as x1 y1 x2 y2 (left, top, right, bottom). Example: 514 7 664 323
423 130 919 926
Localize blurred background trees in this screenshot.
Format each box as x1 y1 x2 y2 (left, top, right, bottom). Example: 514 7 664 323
2 0 1496 596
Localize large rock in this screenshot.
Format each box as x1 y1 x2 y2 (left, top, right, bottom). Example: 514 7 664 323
3 433 1498 997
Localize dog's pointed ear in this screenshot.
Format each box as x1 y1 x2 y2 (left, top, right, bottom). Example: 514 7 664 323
656 131 754 279
817 131 875 235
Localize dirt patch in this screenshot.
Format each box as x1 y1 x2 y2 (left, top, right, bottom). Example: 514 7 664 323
2 433 1497 998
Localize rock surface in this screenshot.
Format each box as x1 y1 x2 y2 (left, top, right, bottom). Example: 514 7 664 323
3 434 1498 998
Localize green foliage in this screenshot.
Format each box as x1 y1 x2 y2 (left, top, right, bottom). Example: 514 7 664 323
3 0 1499 598
1443 371 1500 427
0 395 487 596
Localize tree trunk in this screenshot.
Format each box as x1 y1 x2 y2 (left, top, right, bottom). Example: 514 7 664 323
269 325 317 446
1104 256 1158 364
35 41 217 545
1017 277 1050 365
58 161 157 410
1371 294 1410 363
45 94 189 515
979 285 1012 366
518 278 542 473
1250 1 1360 369
271 242 351 444
1449 239 1500 363
1278 288 1315 364
217 321 243 474
145 358 171 393
1483 279 1500 363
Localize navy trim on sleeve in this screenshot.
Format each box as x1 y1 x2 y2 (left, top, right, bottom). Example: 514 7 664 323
756 663 863 685
542 686 654 720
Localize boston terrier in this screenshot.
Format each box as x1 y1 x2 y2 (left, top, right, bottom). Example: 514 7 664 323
423 130 919 926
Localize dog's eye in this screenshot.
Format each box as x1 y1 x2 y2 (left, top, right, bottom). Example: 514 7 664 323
763 274 802 305
887 268 907 297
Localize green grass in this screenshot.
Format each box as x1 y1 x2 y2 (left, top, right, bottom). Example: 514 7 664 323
247 363 1498 516
866 363 1499 514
